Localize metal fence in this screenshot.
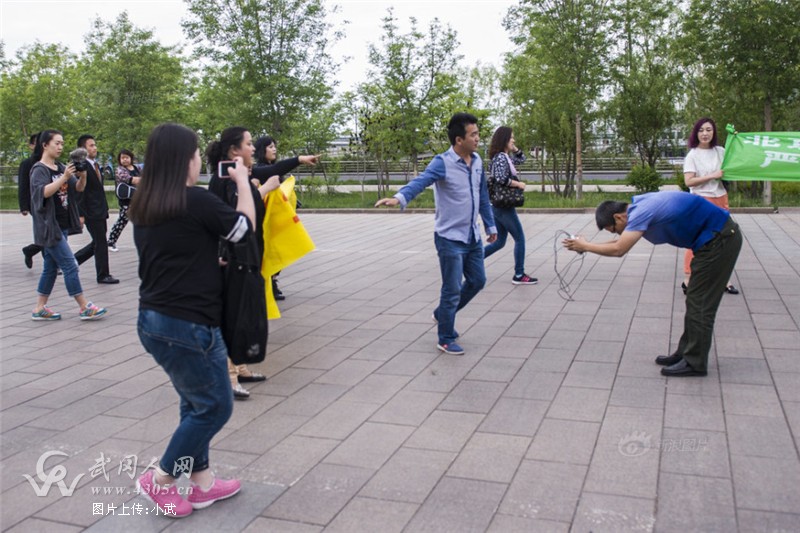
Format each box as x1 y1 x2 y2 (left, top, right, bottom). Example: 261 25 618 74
0 157 682 186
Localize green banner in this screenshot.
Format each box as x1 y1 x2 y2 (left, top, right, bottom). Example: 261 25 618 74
721 125 800 181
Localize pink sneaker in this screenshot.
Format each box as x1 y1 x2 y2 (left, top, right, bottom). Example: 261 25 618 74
187 477 241 509
136 469 193 518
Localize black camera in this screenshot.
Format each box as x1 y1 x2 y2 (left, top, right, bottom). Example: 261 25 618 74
69 148 88 172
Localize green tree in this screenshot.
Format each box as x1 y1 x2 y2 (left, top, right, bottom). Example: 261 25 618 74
504 0 612 198
679 0 800 203
0 43 81 165
81 12 188 160
182 0 342 149
358 10 463 188
607 0 680 168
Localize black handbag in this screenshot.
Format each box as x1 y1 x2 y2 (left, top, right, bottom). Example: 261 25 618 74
222 237 268 365
115 182 136 201
489 177 525 208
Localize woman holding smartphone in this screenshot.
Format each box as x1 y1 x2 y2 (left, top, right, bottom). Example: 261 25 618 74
130 123 255 517
208 127 280 400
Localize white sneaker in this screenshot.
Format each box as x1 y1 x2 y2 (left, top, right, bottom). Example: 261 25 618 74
108 243 119 252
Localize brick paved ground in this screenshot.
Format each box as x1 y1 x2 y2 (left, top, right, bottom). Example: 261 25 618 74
2 210 799 532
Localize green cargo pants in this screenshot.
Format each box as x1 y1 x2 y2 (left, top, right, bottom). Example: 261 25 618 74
677 217 743 372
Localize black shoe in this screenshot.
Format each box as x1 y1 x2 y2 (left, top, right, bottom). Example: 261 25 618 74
272 279 285 301
23 250 33 269
98 275 120 284
655 354 683 366
238 372 267 383
681 282 687 295
232 383 250 400
725 285 739 295
660 359 707 377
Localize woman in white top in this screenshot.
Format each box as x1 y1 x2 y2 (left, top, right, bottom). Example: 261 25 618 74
683 117 738 294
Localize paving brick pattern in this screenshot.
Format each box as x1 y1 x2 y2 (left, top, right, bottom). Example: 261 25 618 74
2 210 799 532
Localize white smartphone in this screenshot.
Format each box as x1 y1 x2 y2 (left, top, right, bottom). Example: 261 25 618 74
218 160 236 178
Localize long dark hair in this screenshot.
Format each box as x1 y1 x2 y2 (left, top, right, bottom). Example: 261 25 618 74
688 117 718 149
129 123 198 226
206 127 248 175
254 135 276 165
488 126 513 160
31 130 52 162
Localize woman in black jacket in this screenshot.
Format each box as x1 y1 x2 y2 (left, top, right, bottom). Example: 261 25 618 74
208 127 280 400
252 135 319 299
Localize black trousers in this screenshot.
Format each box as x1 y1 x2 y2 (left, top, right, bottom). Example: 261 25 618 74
74 218 110 280
23 216 43 258
676 218 743 371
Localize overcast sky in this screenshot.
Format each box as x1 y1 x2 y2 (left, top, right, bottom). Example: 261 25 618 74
1 0 518 92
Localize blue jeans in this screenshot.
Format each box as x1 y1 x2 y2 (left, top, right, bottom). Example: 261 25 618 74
138 309 233 476
484 207 526 277
433 233 486 345
37 230 82 297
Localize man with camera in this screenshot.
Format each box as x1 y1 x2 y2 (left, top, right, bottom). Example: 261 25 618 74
73 135 119 284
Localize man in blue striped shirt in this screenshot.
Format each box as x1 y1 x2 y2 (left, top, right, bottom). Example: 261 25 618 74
376 113 497 355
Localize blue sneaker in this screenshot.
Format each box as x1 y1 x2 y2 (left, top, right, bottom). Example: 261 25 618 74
79 302 107 321
32 307 61 321
431 313 459 339
437 342 465 355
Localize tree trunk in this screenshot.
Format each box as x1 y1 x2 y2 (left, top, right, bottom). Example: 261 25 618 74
541 148 546 193
575 114 583 200
762 97 772 206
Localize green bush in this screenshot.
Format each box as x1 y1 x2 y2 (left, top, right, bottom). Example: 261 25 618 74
627 164 663 193
674 167 689 192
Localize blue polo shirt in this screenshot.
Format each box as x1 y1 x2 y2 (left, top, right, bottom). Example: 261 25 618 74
394 147 496 244
626 191 730 251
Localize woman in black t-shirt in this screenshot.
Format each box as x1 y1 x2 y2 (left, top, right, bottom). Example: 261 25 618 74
29 129 106 321
207 127 280 399
129 123 255 517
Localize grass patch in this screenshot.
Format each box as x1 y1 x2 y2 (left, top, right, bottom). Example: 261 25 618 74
296 190 637 209
1 187 121 211
3 182 799 211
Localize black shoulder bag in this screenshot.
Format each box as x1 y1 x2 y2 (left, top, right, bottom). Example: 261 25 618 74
222 237 268 365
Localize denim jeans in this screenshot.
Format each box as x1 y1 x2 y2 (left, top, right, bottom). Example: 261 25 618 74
37 230 82 297
138 309 233 475
484 206 526 277
433 233 486 345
